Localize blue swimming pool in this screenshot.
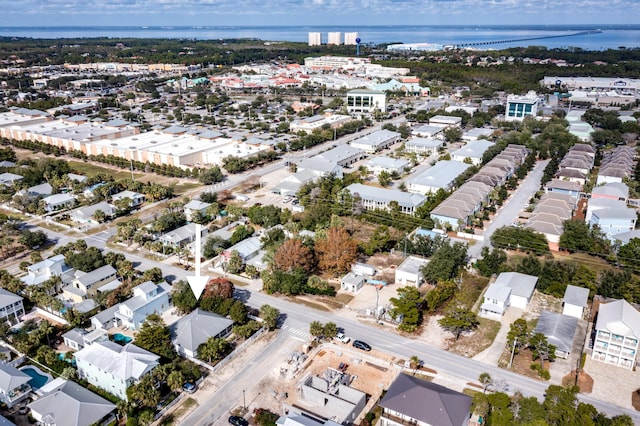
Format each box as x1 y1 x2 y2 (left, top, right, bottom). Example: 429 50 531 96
20 366 53 390
113 333 133 344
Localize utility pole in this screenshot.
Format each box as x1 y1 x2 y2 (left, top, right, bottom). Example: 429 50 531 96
508 337 518 368
243 389 246 411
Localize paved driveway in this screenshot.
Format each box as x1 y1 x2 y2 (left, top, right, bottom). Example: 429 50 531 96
473 307 523 366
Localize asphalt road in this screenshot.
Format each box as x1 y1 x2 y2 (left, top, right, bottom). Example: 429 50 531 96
467 159 550 260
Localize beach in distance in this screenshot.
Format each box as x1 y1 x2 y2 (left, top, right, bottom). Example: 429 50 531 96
1 24 639 50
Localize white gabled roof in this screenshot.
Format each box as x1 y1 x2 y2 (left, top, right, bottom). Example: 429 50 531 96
596 299 640 339
74 341 159 381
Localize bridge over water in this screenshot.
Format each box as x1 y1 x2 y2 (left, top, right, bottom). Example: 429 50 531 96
452 30 602 49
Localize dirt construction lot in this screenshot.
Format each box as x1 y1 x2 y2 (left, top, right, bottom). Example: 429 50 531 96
247 342 400 419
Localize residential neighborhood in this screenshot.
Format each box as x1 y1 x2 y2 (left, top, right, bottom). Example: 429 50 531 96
0 36 639 426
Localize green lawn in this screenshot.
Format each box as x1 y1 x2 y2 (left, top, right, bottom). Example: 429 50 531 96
67 160 144 181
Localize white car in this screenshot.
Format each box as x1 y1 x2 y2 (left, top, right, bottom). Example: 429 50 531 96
336 333 350 343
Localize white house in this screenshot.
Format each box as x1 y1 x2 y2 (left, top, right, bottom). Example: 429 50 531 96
406 160 470 195
394 256 429 287
41 193 76 212
61 327 109 351
450 139 495 166
479 283 512 321
365 156 409 176
404 137 443 156
170 308 234 358
592 299 640 370
69 201 117 224
21 254 74 287
111 190 145 207
28 379 116 426
350 129 400 154
75 341 160 400
184 199 212 222
562 285 590 319
63 265 119 303
492 272 537 309
0 289 24 326
428 115 462 127
0 363 31 408
113 281 172 331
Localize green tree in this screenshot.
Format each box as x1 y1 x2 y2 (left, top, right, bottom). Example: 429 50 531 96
507 318 529 356
309 321 324 339
197 337 231 363
479 372 492 393
389 286 423 333
134 313 176 361
323 322 338 339
422 242 468 284
127 374 160 408
438 307 479 340
474 247 507 277
225 250 244 275
167 370 185 393
259 305 280 331
529 332 556 369
171 280 198 313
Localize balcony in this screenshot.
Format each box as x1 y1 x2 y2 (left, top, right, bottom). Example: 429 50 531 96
381 413 419 426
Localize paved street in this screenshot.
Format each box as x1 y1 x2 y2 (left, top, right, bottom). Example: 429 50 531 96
467 159 550 259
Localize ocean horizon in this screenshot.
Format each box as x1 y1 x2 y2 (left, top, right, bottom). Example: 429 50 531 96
1 24 639 50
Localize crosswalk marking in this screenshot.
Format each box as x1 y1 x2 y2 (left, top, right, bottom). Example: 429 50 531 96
281 324 311 341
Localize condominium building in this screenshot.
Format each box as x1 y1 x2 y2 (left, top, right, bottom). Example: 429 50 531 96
505 91 539 122
308 32 321 46
327 32 342 45
344 32 359 45
592 299 640 370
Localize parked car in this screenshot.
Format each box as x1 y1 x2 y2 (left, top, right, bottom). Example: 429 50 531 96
335 333 350 343
229 416 249 426
182 382 196 393
352 340 371 351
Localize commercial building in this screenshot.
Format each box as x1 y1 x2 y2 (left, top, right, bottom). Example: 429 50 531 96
505 91 539 121
346 89 386 114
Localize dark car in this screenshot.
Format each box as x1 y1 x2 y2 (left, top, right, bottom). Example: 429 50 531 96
352 340 371 351
229 416 249 426
182 382 196 393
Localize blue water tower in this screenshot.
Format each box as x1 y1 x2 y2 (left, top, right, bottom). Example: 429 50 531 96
356 37 361 55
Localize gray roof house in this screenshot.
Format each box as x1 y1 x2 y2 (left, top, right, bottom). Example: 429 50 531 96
184 199 212 222
395 256 429 287
345 183 426 216
42 193 76 212
450 139 495 165
159 222 208 247
0 173 23 186
28 379 115 426
379 373 471 426
492 272 537 310
404 137 443 156
407 160 470 195
315 144 366 167
25 182 53 196
534 311 579 358
365 156 409 176
350 129 401 154
563 285 590 319
170 308 234 359
69 201 116 224
63 265 118 303
0 363 31 408
111 190 145 207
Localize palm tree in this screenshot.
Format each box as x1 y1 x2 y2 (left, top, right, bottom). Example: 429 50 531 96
409 355 421 374
167 370 185 393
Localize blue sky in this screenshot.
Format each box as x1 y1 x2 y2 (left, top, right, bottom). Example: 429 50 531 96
0 0 637 26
